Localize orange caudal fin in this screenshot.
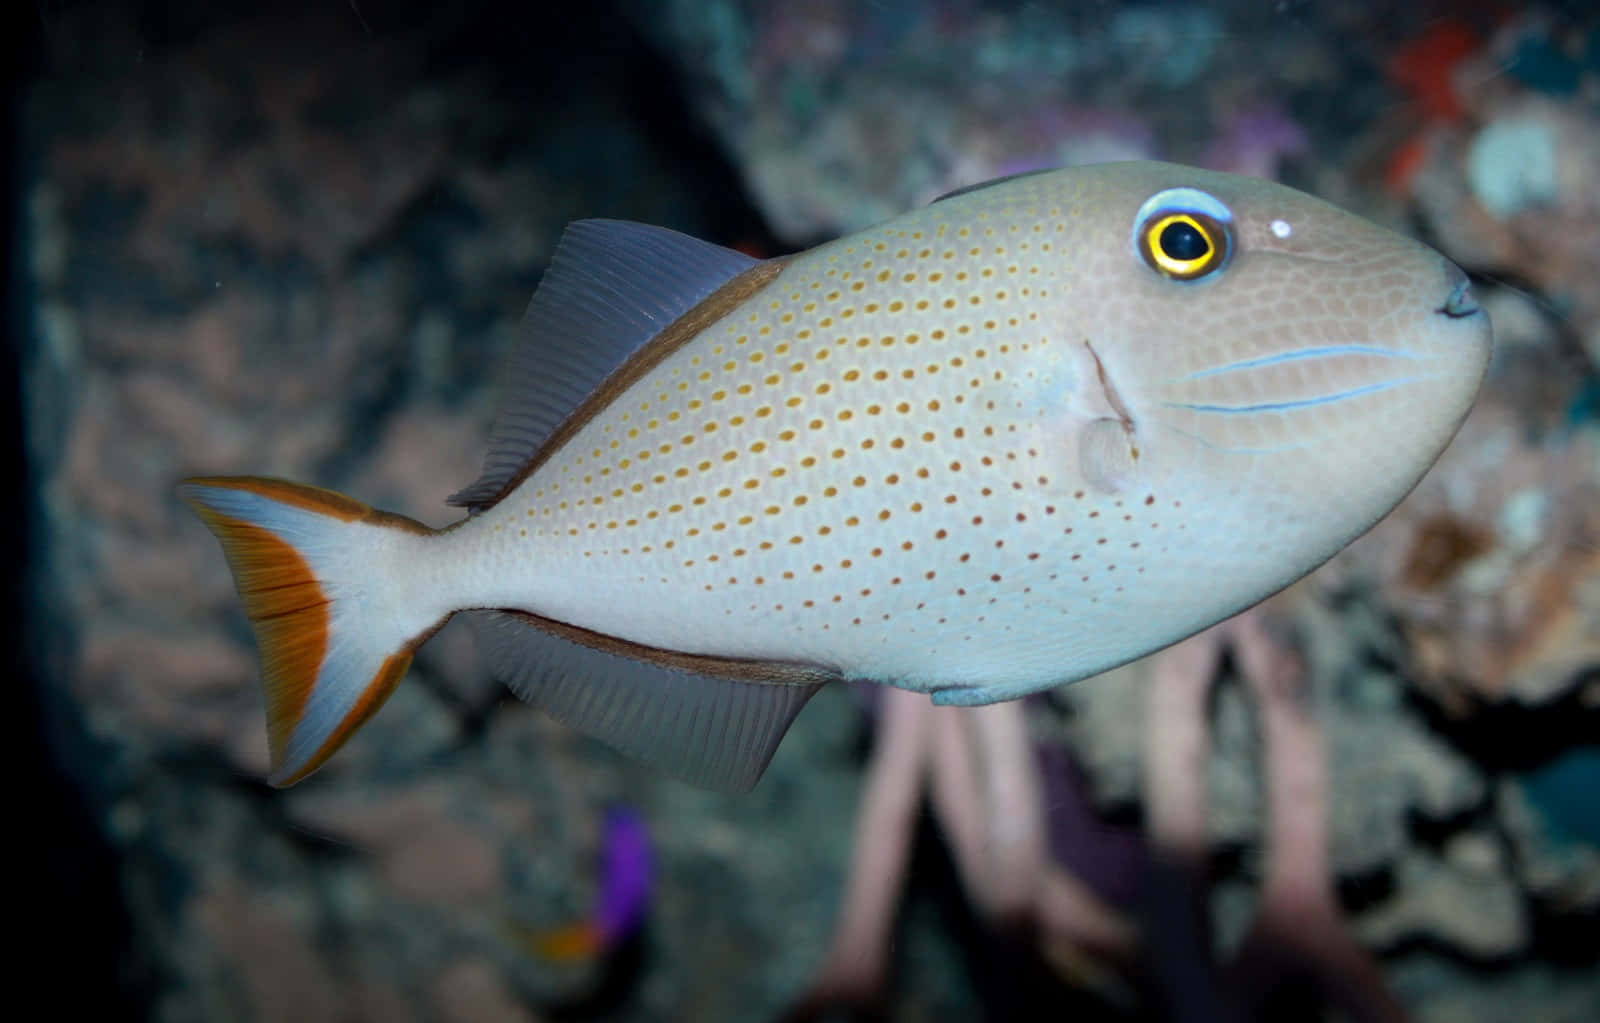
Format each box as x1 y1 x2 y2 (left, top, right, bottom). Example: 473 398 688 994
179 477 448 786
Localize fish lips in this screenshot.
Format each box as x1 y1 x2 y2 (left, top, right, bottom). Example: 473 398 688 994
1437 262 1482 319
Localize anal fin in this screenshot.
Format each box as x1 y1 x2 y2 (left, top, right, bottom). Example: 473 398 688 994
465 611 834 792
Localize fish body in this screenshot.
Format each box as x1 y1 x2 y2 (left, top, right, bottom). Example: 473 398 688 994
182 162 1491 790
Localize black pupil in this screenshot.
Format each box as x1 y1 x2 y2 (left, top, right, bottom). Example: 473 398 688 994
1160 220 1209 262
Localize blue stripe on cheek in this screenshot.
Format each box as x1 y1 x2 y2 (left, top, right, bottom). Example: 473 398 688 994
1162 378 1415 415
1181 345 1417 381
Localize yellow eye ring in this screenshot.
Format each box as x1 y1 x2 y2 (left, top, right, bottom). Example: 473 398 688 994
1138 211 1229 280
1131 188 1234 282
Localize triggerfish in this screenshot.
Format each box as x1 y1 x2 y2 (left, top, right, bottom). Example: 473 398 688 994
181 161 1491 791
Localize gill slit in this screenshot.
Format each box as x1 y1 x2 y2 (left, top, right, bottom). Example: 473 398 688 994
1084 340 1135 433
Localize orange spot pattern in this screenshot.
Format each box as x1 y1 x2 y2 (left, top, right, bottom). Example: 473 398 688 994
479 173 1173 679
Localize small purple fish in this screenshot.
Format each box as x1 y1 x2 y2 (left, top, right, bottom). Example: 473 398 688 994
529 807 653 962
594 807 653 946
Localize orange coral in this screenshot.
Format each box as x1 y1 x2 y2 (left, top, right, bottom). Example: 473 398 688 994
1387 21 1482 122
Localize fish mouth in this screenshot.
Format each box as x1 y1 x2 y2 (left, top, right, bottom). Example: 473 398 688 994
1436 264 1481 319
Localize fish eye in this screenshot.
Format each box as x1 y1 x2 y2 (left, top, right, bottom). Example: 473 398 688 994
1132 187 1233 282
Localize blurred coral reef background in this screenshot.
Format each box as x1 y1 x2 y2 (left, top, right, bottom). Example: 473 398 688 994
15 1 1598 1020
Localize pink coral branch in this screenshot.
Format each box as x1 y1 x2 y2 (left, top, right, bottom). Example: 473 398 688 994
926 703 989 896
787 685 1140 1019
1146 626 1226 862
1226 611 1408 1023
1036 863 1139 963
965 701 1048 922
790 687 932 1014
1142 624 1232 1020
794 606 1407 1021
1142 611 1406 1021
937 701 1136 958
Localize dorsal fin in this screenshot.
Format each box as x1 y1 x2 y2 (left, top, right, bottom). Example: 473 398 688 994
449 220 758 510
931 167 1057 204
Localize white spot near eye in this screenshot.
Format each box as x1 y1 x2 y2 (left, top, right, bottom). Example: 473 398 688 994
1270 219 1292 239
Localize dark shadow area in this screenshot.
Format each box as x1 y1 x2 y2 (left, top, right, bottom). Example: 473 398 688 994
18 0 774 1015
13 11 147 1017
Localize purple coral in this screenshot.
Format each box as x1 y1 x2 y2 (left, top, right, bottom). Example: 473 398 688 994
1201 104 1309 180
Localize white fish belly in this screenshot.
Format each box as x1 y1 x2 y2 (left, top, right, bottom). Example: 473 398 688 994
446 187 1199 690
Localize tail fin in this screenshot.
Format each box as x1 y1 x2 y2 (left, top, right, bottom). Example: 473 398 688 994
179 477 446 786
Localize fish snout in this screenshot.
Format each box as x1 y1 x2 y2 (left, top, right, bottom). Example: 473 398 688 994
1418 256 1492 395
1437 261 1481 319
